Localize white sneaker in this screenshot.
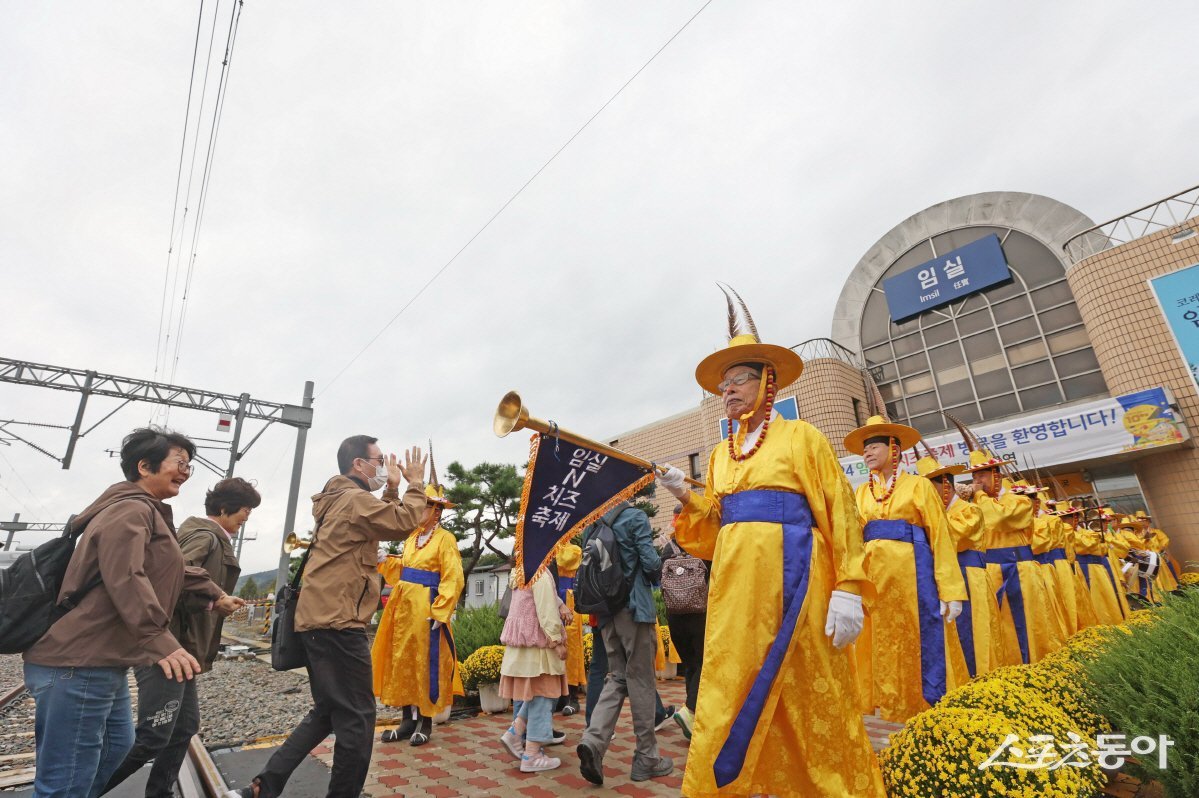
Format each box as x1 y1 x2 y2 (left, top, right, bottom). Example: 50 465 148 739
520 748 562 772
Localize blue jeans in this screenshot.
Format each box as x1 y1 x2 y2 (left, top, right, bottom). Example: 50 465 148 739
23 663 134 798
513 697 555 744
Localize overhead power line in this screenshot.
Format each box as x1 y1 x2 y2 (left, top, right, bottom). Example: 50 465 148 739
317 0 716 397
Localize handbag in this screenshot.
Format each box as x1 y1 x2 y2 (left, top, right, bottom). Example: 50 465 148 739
270 511 327 671
660 540 709 615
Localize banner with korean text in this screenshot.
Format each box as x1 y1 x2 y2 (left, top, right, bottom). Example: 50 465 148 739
839 387 1190 487
1148 262 1199 393
513 433 654 586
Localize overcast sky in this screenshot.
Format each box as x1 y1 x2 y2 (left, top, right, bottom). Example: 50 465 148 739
3 1 1197 576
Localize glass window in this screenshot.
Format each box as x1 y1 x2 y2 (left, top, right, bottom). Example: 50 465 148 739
955 309 991 335
938 378 974 405
911 412 946 436
993 295 1033 323
881 239 938 280
943 402 981 425
980 393 1020 419
922 319 957 346
931 227 1009 253
1007 338 1048 366
903 372 935 394
999 317 1041 345
1012 360 1055 388
893 333 923 356
898 353 928 376
885 400 905 422
474 581 483 596
1063 372 1108 400
879 380 903 401
877 361 897 382
963 330 1000 362
1038 303 1083 331
907 391 940 414
1019 383 1063 411
1001 231 1065 288
1030 281 1075 311
1054 349 1100 377
974 369 1014 397
929 342 964 370
864 343 892 366
861 292 892 347
1047 326 1091 354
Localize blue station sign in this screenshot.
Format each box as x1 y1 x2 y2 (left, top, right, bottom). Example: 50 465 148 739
883 234 1012 322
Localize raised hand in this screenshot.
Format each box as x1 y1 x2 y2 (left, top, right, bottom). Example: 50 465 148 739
398 446 427 485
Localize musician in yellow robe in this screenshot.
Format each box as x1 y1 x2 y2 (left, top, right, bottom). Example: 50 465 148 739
1054 503 1097 631
845 420 969 723
915 452 1014 676
554 543 585 715
1028 488 1078 638
1099 508 1135 617
372 479 465 745
1073 517 1128 625
967 452 1062 663
1117 516 1161 604
1140 511 1180 592
655 290 885 798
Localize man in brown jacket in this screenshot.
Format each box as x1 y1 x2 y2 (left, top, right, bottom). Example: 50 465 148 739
22 428 243 798
104 476 261 797
229 435 427 798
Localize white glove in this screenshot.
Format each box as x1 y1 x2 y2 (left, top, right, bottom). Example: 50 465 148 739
430 619 442 631
940 600 963 624
824 590 864 649
656 464 689 499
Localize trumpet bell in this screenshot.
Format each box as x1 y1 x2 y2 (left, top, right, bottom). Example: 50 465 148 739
284 531 312 552
493 390 530 437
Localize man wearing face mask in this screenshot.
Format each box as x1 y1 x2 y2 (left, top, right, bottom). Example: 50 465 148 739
228 436 428 798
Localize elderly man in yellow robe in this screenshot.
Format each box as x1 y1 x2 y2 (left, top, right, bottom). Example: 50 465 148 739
914 449 1014 677
372 462 465 746
1074 515 1129 625
844 419 969 723
966 451 1062 663
1053 503 1098 631
655 288 885 798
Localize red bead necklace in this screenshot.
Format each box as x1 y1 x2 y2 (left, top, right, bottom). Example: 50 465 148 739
727 368 776 463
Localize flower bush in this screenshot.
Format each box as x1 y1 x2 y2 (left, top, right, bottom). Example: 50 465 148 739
1178 572 1199 588
880 706 1101 798
659 624 672 652
976 663 1111 740
461 644 505 691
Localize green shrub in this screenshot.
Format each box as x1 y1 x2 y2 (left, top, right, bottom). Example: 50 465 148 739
1084 592 1199 798
453 603 505 662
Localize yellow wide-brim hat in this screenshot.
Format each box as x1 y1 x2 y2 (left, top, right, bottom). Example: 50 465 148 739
914 454 966 481
964 448 1006 473
1117 516 1140 531
1009 479 1039 496
844 414 921 456
425 483 456 508
695 334 803 396
1135 510 1151 520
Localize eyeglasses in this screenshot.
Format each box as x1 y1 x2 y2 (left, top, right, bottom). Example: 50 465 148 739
359 456 385 465
167 457 192 474
717 371 761 393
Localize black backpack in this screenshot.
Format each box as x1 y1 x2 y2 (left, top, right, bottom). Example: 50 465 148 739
574 504 633 616
0 514 101 654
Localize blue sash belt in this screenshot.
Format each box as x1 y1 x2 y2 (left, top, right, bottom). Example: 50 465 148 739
1034 548 1066 565
712 490 813 789
955 550 985 678
1165 556 1179 581
400 566 457 704
557 575 575 604
986 545 1033 664
863 520 946 706
1076 554 1127 618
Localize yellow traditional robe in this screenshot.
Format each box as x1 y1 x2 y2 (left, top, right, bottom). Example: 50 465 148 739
1148 528 1180 592
371 526 465 716
554 543 586 687
1031 513 1077 638
1061 522 1098 631
1104 530 1135 615
853 472 969 723
975 488 1062 663
675 417 885 798
1073 527 1127 625
946 496 1014 675
1118 528 1160 603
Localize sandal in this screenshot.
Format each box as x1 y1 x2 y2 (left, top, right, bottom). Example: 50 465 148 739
380 728 400 743
410 716 432 746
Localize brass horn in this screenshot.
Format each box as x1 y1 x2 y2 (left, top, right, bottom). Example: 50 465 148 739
283 532 312 553
494 390 703 487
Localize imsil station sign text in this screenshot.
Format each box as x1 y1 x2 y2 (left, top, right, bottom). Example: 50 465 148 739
883 234 1013 322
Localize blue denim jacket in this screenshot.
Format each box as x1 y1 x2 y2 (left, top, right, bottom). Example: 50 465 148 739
582 503 661 625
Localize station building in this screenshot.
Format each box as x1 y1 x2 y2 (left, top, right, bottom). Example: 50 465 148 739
610 186 1199 562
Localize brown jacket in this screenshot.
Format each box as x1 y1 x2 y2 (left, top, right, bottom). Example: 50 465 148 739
170 517 242 672
24 482 225 667
295 475 427 631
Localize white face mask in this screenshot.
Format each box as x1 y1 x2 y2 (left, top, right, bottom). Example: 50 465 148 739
364 460 387 491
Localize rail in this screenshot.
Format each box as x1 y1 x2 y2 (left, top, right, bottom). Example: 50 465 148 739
1063 183 1199 264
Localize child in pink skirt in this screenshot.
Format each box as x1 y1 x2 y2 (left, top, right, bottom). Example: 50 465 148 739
497 569 571 772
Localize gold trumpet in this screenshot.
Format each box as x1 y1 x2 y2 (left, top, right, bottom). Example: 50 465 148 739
283 532 312 552
493 390 703 487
